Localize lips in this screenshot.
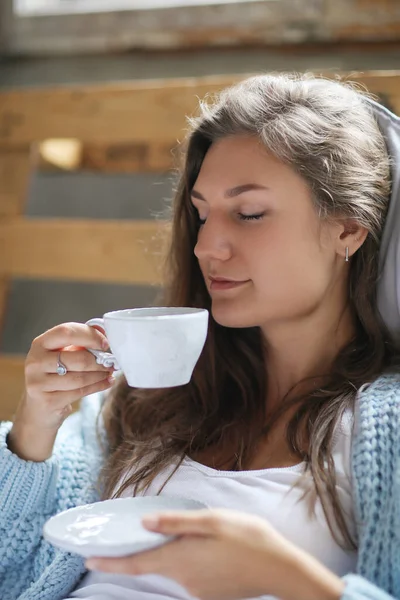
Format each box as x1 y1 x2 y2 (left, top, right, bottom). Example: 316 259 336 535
209 276 250 291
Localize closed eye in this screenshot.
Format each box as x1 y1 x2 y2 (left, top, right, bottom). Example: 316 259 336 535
239 212 265 221
197 212 266 225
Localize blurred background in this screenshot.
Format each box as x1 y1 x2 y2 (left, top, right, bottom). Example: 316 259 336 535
0 0 400 418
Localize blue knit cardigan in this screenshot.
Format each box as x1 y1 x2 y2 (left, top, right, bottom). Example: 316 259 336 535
1 373 400 600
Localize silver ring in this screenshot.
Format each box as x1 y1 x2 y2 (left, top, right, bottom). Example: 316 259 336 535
56 352 68 376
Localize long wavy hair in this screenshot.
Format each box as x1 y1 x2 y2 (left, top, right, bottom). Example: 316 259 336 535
99 73 396 551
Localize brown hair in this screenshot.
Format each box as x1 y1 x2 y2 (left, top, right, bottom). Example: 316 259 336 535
100 72 396 551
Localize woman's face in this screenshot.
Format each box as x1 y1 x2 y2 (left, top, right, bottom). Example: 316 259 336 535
192 135 345 330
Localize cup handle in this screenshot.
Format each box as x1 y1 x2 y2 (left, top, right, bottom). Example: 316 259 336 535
85 318 120 371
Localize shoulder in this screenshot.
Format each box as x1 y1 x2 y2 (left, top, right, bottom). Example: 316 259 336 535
355 371 400 436
352 371 400 510
352 372 400 587
353 371 400 460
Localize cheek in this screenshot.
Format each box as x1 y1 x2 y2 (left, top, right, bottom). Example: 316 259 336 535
253 229 333 305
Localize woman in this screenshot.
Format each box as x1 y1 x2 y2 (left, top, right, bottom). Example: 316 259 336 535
1 73 400 600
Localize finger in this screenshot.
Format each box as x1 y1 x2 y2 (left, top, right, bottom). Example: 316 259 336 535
39 349 112 374
91 324 106 337
41 377 113 408
142 510 220 537
33 323 108 352
86 544 169 576
86 555 143 576
40 371 114 392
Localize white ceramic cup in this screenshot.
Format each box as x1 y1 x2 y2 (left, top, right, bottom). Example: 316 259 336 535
85 307 209 388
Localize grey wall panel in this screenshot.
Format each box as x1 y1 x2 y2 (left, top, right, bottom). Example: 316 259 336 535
1 279 160 354
3 171 170 355
26 172 176 220
2 47 400 89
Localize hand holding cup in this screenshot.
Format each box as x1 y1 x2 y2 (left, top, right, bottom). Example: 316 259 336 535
8 307 208 462
8 322 114 462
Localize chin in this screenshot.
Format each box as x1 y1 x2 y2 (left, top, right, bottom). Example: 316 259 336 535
211 303 259 329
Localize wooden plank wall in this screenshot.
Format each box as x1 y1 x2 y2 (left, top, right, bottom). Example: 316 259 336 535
5 0 400 56
0 70 399 420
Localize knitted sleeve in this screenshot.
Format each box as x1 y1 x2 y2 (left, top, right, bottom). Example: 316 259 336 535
0 393 105 597
348 373 400 599
341 574 396 599
0 421 60 570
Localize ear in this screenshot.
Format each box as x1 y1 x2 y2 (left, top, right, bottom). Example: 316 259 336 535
335 219 369 261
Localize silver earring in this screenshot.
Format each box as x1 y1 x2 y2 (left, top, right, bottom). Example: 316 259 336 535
345 247 349 262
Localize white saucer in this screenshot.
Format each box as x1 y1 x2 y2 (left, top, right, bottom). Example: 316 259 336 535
43 496 207 558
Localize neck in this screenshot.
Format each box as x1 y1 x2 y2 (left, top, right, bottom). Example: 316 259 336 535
261 296 356 407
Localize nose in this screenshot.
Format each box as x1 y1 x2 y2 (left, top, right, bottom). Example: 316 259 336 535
194 214 232 262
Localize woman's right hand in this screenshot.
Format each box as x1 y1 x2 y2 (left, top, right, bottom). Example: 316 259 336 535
7 322 115 462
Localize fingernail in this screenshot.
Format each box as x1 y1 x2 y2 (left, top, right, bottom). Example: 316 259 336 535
102 339 109 350
107 375 115 384
142 515 160 529
86 560 97 570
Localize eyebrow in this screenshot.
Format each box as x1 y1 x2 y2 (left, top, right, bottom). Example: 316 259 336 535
190 183 269 201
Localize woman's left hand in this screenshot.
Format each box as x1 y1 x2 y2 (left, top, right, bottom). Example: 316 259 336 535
86 509 345 600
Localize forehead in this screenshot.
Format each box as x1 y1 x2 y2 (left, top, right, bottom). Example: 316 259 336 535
197 135 272 178
194 135 309 196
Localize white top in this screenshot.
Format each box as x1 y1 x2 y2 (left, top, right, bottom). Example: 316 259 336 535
67 407 357 600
